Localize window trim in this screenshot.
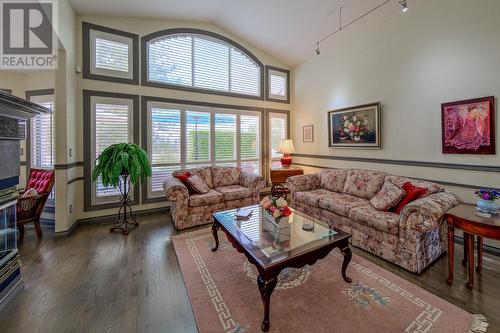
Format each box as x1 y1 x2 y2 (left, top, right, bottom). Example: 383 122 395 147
83 90 140 212
141 28 265 101
25 89 55 179
265 108 290 185
141 95 265 204
265 66 290 104
82 22 139 85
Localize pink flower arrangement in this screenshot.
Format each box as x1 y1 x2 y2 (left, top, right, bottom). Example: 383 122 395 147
338 114 370 142
260 196 292 218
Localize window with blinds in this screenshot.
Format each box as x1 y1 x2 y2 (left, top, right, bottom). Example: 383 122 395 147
90 96 134 204
266 67 290 102
146 32 262 98
84 22 137 83
268 112 288 168
30 96 55 168
146 101 261 198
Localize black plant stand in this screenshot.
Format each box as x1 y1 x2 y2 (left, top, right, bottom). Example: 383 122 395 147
110 172 138 235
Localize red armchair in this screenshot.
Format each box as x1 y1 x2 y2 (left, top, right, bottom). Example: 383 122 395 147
17 168 55 239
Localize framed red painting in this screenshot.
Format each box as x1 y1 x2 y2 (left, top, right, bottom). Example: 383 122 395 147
441 96 495 154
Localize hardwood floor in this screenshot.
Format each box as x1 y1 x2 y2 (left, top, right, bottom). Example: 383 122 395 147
1 213 499 333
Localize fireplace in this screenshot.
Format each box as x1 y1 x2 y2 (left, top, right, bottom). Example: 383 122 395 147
0 90 52 311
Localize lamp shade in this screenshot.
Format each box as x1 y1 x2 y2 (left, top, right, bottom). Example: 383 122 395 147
277 139 295 154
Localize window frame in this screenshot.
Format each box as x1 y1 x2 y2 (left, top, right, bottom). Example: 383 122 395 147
141 96 265 203
265 109 290 184
82 22 139 85
83 90 140 211
141 28 265 101
265 66 290 104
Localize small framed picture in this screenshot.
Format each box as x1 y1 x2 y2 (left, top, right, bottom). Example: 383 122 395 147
303 125 314 142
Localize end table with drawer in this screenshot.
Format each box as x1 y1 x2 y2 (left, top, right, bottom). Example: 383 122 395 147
269 166 303 198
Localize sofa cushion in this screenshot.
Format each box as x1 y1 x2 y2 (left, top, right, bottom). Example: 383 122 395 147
189 189 224 207
370 180 406 211
211 166 241 187
393 182 428 214
342 169 386 200
294 188 333 207
215 185 252 201
187 175 210 194
349 205 400 235
318 192 369 217
320 169 348 192
174 167 213 188
384 175 442 195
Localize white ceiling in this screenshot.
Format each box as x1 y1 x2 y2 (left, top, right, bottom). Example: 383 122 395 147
69 0 398 67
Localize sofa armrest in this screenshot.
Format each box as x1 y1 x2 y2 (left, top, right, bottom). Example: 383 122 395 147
399 192 461 238
286 173 320 193
164 176 189 203
239 172 265 194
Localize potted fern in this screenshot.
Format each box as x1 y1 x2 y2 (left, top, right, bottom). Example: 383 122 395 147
92 143 152 234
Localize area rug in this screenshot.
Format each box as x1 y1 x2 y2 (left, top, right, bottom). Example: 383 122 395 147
172 228 488 333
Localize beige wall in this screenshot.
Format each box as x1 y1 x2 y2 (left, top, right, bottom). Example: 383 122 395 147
291 0 499 204
64 15 291 226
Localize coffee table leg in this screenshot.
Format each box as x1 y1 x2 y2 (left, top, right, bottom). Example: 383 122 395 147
446 223 454 285
340 244 352 283
257 274 278 332
211 221 220 252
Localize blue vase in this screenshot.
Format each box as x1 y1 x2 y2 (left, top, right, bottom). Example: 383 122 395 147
477 199 498 213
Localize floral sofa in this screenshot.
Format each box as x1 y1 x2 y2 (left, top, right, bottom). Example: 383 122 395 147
164 166 265 230
287 169 461 273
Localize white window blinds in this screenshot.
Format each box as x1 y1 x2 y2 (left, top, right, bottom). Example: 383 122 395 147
30 94 55 168
91 97 134 204
147 33 262 97
89 28 134 80
146 101 262 198
269 112 288 168
267 68 289 101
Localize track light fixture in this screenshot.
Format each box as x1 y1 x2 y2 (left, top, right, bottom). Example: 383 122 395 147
315 43 320 56
399 0 408 12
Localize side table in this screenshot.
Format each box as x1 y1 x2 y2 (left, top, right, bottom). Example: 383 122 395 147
270 166 303 198
446 203 500 289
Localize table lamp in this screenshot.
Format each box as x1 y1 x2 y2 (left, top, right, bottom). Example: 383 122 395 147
277 139 295 168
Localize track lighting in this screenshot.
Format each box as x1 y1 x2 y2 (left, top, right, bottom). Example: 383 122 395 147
399 0 408 12
315 43 320 56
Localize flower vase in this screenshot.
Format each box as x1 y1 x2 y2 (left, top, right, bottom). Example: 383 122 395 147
476 199 498 214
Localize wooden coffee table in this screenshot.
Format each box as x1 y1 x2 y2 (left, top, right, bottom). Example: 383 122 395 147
212 205 352 332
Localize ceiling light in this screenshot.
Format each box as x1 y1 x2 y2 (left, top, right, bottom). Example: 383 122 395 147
315 43 320 56
399 0 408 12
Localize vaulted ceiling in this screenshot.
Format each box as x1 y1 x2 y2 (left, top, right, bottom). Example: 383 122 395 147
69 0 399 67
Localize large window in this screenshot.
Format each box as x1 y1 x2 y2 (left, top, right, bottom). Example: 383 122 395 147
143 29 264 99
83 22 139 84
268 111 289 168
145 98 262 199
83 90 139 211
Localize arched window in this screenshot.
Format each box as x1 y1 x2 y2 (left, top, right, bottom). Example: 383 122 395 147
142 29 264 99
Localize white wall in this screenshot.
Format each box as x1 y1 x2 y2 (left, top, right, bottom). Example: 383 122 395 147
291 0 500 204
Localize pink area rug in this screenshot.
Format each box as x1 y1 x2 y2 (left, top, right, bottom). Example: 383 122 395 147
172 228 488 333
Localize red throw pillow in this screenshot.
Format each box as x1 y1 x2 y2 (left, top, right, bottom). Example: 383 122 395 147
174 171 193 193
393 182 428 214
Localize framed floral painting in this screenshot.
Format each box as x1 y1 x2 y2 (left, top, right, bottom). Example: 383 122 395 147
441 96 495 154
328 102 381 149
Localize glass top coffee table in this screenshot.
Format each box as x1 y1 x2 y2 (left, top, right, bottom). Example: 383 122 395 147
212 205 352 332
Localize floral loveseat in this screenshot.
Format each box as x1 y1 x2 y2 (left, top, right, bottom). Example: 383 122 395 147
164 166 265 230
287 169 461 273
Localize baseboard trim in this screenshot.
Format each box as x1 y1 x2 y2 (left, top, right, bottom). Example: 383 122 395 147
454 235 500 257
54 206 170 238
